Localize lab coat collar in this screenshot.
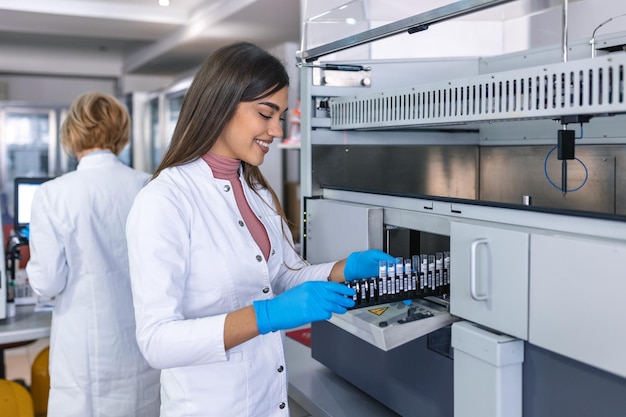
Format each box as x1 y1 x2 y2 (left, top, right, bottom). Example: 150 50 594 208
77 150 121 170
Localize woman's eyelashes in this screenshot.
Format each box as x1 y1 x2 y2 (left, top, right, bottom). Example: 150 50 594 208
259 112 285 122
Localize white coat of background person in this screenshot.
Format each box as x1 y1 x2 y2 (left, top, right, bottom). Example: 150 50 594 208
26 92 160 417
126 42 394 417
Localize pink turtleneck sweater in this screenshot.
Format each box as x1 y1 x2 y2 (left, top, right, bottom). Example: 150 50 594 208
203 153 271 260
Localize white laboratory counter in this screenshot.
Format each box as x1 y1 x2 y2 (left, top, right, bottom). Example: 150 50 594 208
0 305 52 345
0 305 51 378
285 337 401 417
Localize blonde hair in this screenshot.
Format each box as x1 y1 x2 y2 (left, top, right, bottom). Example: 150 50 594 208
61 92 130 156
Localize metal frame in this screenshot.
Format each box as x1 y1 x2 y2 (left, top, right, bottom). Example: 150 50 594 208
297 0 515 63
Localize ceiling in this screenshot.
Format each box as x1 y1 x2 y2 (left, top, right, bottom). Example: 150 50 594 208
0 0 301 76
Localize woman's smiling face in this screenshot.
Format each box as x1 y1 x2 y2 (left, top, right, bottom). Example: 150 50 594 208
210 86 288 166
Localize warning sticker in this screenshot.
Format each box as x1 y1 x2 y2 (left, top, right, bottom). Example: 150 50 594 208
368 307 388 316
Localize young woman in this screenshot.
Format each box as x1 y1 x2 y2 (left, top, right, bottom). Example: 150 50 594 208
27 92 160 417
126 42 393 417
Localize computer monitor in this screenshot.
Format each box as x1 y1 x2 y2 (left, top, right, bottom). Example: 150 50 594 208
13 176 52 236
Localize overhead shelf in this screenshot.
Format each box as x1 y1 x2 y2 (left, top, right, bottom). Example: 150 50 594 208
329 53 626 130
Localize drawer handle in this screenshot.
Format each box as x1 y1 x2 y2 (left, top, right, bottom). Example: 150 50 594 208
470 238 490 302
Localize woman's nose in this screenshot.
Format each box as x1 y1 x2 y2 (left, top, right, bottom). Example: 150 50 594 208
269 118 283 139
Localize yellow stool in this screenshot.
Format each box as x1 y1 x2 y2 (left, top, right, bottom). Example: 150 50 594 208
30 347 49 417
0 379 34 417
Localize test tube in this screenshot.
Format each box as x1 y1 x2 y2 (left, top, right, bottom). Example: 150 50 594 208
428 255 436 292
379 259 387 279
361 279 367 303
379 259 387 302
404 258 413 295
420 254 428 294
444 251 451 287
395 257 404 294
412 255 420 296
436 252 444 294
369 278 378 304
387 260 396 298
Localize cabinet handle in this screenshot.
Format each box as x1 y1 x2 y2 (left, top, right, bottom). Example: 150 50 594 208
469 238 490 302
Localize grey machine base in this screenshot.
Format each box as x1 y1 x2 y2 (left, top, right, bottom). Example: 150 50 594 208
312 319 626 417
311 320 454 417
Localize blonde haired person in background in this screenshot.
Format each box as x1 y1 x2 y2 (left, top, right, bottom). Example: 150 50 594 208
26 92 160 417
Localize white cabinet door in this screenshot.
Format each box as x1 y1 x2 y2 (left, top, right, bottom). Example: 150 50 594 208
450 222 529 339
529 234 626 378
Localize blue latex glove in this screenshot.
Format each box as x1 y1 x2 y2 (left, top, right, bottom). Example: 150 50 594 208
344 249 395 281
253 281 356 334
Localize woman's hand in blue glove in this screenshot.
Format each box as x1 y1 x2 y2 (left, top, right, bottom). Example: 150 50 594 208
344 249 395 281
253 281 356 335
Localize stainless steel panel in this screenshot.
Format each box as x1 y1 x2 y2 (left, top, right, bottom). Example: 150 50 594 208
312 143 626 216
312 145 478 199
480 145 619 214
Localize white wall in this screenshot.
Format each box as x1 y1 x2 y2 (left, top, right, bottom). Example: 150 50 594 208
0 44 121 77
0 42 175 104
525 0 626 51
370 20 505 60
120 74 176 96
0 75 117 105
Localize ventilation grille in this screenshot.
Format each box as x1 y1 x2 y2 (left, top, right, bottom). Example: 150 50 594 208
330 53 626 129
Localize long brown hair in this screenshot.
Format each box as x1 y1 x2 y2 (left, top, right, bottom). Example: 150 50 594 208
153 41 290 222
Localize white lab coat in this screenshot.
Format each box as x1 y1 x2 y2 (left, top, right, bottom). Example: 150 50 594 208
126 158 335 417
27 151 160 417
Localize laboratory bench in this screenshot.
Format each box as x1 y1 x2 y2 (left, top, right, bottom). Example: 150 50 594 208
0 305 52 378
